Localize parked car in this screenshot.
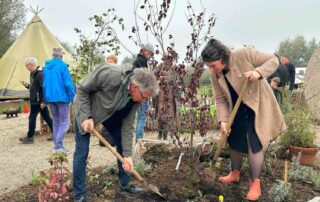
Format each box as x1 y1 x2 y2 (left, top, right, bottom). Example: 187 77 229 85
294 67 306 88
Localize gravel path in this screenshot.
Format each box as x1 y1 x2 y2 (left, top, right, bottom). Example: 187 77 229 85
0 113 117 195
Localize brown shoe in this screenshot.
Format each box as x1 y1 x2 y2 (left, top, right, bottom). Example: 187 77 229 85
19 137 34 144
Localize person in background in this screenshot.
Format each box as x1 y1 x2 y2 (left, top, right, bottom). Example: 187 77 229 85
270 77 283 104
267 54 289 88
133 44 155 141
43 48 75 154
201 38 287 201
280 55 296 95
19 57 53 144
105 55 118 64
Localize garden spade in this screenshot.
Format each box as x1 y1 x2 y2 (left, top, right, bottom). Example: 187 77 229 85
89 128 164 198
202 80 249 164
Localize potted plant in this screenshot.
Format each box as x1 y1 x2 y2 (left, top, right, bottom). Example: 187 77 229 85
279 95 318 166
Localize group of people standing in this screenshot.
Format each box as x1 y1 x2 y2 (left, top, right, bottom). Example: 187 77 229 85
19 48 75 154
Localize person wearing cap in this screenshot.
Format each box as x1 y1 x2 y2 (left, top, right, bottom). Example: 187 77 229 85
133 44 154 141
43 48 75 154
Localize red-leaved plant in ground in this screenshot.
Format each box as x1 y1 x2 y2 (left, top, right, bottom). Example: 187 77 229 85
132 0 216 163
38 152 71 202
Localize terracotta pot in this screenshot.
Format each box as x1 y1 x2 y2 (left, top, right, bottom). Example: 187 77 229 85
288 145 318 166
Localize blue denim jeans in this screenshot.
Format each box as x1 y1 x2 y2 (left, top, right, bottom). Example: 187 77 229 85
73 120 130 200
135 101 149 140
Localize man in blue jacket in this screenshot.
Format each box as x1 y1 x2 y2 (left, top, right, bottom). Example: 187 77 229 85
43 48 75 153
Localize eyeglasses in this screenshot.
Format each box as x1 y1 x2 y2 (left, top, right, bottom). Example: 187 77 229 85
139 90 149 100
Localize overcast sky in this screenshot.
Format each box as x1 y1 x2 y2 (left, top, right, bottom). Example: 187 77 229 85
23 0 320 60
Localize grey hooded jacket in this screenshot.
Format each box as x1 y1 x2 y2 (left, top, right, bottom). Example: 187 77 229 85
74 63 139 157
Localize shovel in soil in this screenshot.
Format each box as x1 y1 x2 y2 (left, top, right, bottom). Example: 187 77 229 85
202 80 249 165
90 128 164 198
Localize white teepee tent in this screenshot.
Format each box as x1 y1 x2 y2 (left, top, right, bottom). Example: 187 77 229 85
0 14 77 99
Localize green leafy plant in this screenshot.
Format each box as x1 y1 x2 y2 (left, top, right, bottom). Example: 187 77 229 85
288 155 314 181
134 158 151 175
103 180 114 191
30 169 41 185
73 8 125 82
279 93 316 148
311 171 320 191
89 173 101 185
268 180 290 202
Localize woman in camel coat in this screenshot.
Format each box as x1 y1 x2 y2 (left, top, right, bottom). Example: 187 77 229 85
201 39 287 201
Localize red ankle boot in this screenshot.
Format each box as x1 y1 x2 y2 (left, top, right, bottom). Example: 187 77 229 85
218 170 240 184
246 178 261 201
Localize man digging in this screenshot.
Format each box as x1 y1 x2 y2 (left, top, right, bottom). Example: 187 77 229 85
73 63 159 202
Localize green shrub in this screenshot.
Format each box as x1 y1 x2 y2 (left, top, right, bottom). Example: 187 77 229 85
134 158 151 175
312 171 320 191
268 180 290 202
289 155 314 181
279 94 315 148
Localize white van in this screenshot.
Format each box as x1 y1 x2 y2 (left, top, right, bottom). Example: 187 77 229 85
295 67 306 85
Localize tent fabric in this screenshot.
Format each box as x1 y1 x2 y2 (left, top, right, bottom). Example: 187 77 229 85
0 15 77 99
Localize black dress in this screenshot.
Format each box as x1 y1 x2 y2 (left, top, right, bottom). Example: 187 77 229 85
222 70 262 153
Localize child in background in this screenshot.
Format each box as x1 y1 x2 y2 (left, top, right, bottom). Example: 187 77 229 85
271 77 283 104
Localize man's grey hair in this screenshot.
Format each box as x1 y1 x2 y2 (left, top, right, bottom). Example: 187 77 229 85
24 57 38 66
131 68 159 97
142 43 155 53
52 47 63 58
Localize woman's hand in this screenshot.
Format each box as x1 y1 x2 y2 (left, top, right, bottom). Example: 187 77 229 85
220 121 231 135
123 156 134 173
243 71 261 81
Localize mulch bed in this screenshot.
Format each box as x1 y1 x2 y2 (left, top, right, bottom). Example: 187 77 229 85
1 144 319 202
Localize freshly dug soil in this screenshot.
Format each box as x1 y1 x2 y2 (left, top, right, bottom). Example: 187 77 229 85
1 144 319 202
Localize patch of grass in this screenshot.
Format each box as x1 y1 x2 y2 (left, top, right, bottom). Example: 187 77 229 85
30 169 41 185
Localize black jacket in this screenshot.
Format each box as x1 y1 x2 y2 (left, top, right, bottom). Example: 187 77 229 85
267 64 289 87
286 63 296 90
133 54 148 68
29 67 44 105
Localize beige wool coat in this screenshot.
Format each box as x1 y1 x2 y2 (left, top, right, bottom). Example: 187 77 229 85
211 47 287 148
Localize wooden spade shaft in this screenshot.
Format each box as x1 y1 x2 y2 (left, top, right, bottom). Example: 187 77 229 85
213 80 249 161
90 128 163 197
